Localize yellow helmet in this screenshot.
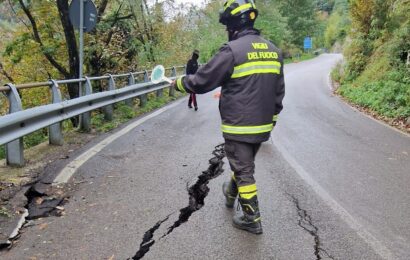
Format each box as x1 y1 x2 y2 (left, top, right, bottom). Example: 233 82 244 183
219 0 258 30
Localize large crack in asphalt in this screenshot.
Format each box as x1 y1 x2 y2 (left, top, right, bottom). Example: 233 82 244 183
289 195 335 260
130 216 170 260
129 144 225 260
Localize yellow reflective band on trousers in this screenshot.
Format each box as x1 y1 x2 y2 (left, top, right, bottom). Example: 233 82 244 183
239 184 257 199
176 77 186 93
231 3 253 14
221 123 273 135
273 114 279 122
231 61 281 78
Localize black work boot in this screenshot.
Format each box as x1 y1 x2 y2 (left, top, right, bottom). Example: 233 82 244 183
222 178 238 208
233 196 263 234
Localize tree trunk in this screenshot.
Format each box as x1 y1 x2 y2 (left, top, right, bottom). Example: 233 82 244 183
56 0 80 127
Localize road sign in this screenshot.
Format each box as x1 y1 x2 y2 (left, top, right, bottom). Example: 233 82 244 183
151 65 172 84
304 37 312 50
69 0 97 33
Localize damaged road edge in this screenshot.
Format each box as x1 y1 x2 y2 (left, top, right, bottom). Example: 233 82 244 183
0 181 68 250
0 209 28 249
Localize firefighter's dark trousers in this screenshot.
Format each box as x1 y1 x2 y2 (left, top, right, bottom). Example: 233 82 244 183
224 139 261 199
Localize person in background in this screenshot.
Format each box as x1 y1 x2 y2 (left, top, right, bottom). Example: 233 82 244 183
186 50 200 111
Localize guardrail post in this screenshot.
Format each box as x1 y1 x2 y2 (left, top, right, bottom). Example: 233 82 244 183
4 84 25 166
104 74 115 121
139 71 148 107
156 69 163 98
125 73 135 107
169 66 176 97
49 80 63 145
80 77 93 132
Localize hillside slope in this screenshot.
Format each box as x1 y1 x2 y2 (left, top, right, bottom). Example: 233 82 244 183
335 0 410 127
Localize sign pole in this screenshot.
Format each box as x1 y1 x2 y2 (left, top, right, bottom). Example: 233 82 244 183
79 0 84 95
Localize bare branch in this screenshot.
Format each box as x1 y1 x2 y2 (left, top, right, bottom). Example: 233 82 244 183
0 62 15 83
97 0 109 23
7 0 30 29
18 0 69 77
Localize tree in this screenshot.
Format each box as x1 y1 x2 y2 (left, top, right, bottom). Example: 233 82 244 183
277 0 319 46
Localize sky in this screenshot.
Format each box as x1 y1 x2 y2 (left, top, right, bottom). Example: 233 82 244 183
147 0 209 17
174 0 207 5
148 0 208 8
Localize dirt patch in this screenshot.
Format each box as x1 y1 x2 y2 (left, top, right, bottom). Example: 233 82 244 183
0 131 96 249
0 131 96 195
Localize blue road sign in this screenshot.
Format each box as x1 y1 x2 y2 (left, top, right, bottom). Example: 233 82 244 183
304 37 312 50
69 0 97 32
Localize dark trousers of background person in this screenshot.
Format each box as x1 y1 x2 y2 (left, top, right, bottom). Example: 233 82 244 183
188 93 198 109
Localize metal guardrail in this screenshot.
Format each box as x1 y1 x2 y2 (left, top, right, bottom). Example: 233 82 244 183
0 66 186 166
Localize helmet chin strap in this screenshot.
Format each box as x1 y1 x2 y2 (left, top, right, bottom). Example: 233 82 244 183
228 29 239 41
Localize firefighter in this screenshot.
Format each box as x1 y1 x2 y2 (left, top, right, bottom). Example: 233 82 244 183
173 0 285 234
187 50 200 110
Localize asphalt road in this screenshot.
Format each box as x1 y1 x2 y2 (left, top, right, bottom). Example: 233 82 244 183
1 54 409 260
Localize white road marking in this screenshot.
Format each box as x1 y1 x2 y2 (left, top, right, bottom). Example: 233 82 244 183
53 98 186 185
273 140 395 260
9 209 28 240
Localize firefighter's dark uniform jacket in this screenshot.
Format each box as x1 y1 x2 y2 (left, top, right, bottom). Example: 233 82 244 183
176 28 285 144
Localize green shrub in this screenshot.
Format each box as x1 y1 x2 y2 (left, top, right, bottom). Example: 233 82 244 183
331 62 344 83
0 145 4 160
338 71 410 119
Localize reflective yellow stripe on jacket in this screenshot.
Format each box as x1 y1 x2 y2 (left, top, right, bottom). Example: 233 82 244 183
176 77 186 93
221 123 273 135
231 61 281 79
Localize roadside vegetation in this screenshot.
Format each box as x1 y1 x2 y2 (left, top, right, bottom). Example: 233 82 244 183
330 0 410 126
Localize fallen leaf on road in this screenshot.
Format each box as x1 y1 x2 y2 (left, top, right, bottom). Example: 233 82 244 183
35 197 44 205
108 255 115 260
38 223 48 230
56 206 65 211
